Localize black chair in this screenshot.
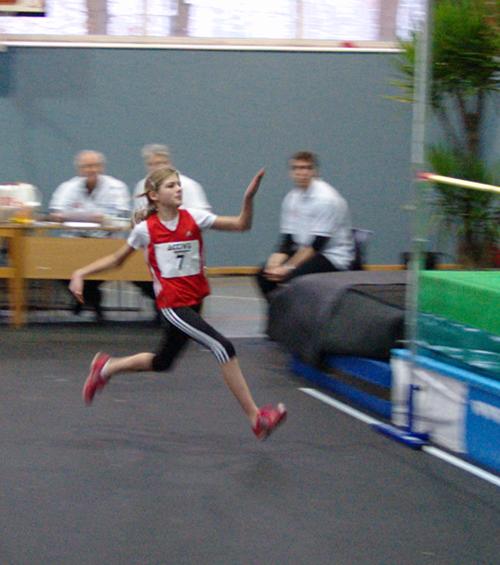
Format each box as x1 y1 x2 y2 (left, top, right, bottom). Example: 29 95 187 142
350 228 374 270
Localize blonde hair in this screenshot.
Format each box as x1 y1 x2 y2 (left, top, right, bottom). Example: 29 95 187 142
134 166 179 223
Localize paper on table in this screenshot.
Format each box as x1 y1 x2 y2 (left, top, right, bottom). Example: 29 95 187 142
63 222 101 228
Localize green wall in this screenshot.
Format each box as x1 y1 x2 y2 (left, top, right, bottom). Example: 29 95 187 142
0 46 416 266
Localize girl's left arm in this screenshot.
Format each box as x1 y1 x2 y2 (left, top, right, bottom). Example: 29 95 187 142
69 243 136 304
212 168 265 232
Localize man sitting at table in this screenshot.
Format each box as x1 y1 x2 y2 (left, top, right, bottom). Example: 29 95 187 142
49 150 131 321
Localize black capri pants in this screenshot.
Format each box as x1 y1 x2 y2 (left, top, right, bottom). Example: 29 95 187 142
152 303 236 372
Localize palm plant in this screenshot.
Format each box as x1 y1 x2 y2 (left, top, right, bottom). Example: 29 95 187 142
393 0 499 267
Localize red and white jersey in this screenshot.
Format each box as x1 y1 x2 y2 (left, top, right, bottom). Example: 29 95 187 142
127 208 216 308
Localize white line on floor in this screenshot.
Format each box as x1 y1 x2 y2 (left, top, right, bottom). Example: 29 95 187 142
300 387 500 488
421 446 500 487
300 387 379 425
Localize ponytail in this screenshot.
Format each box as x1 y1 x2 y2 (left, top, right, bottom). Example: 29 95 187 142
134 166 179 224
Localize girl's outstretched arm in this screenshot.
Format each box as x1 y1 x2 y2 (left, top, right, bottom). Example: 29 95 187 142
212 168 265 232
69 243 136 304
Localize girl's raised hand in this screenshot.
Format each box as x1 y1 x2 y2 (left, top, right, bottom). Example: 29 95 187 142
244 168 265 200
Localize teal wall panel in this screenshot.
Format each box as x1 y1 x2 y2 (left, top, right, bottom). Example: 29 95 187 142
0 47 418 266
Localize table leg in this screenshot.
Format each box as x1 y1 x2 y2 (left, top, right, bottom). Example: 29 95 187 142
7 229 25 327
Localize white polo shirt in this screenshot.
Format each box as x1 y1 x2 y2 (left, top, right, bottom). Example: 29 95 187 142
280 178 354 269
133 173 211 212
50 174 130 218
49 174 131 237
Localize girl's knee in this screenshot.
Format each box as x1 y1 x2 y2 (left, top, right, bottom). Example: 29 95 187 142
151 354 175 372
220 337 235 361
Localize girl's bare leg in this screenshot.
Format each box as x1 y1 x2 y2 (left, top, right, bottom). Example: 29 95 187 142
220 357 259 426
103 352 155 378
85 351 285 438
83 352 155 405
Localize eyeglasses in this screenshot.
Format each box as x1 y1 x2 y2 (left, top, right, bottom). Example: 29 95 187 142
291 164 314 171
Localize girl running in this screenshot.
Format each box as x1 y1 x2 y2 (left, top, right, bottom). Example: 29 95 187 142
69 166 286 440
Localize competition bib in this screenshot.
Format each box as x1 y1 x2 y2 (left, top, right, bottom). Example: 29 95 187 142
154 240 201 278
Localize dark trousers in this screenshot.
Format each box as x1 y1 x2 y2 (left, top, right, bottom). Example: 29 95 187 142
133 280 163 323
255 253 341 301
152 304 235 371
133 280 156 301
63 279 104 319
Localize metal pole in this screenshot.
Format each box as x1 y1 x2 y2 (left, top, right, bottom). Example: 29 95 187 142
405 0 432 364
371 0 433 449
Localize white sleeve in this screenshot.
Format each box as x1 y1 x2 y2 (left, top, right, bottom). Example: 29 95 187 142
96 178 131 218
113 181 132 216
180 175 211 211
127 221 150 250
185 208 217 230
280 193 294 234
49 181 73 211
309 198 341 237
133 179 148 212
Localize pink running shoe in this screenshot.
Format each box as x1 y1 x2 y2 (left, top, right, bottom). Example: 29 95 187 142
252 403 287 440
82 352 111 405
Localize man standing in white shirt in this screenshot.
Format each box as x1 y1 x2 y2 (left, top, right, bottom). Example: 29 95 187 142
256 150 354 300
49 150 131 320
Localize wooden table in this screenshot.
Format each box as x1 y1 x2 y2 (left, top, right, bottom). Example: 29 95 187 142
0 223 150 327
0 225 25 327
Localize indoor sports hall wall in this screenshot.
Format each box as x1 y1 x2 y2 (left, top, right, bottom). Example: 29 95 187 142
0 45 463 267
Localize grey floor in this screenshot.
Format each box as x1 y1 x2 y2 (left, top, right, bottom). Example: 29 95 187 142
0 276 267 337
198 276 267 337
1 278 499 565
